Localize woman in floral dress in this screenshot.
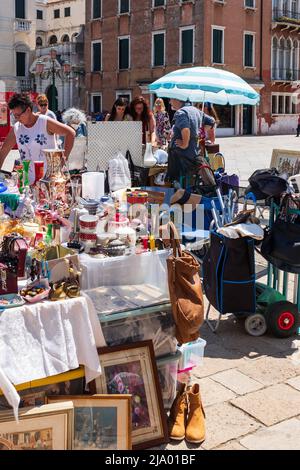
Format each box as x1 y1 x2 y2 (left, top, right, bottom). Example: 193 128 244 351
153 98 171 148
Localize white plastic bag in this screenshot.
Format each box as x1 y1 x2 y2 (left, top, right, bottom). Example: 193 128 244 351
108 151 131 191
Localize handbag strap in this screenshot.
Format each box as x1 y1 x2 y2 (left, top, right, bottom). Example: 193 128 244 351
168 221 182 258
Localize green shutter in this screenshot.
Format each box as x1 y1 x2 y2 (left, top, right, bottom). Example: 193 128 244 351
119 38 129 69
15 0 25 18
93 43 101 71
182 29 193 64
93 0 101 19
154 34 164 66
16 52 26 77
120 0 129 13
244 34 253 67
213 29 223 63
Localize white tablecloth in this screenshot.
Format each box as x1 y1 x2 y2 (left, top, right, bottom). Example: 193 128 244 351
0 295 105 391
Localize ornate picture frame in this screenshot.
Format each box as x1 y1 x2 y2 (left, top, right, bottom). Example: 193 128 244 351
0 402 73 450
47 395 131 450
93 340 169 450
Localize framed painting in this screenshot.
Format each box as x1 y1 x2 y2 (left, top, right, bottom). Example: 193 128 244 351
47 395 131 450
0 367 86 412
0 402 73 450
93 340 169 450
271 149 300 177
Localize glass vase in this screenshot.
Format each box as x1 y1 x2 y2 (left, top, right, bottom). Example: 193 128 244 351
22 160 31 187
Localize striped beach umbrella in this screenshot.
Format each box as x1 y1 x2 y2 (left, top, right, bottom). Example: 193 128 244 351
149 67 260 105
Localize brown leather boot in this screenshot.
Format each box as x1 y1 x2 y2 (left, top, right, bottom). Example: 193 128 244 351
168 383 188 440
185 383 206 444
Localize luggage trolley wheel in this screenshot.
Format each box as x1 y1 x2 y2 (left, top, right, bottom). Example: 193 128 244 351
266 301 299 338
244 313 267 337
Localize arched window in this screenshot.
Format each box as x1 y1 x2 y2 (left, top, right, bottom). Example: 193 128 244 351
62 34 70 43
49 35 57 45
272 37 278 79
36 36 43 47
71 33 78 42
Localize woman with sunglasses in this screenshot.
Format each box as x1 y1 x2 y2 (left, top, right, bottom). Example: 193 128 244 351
0 93 75 184
36 94 57 120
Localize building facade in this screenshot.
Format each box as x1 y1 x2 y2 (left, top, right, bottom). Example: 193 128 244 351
269 0 300 134
30 0 86 111
85 0 300 135
0 0 37 94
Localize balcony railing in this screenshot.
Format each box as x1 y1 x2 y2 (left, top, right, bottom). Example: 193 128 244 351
14 19 32 32
272 68 300 81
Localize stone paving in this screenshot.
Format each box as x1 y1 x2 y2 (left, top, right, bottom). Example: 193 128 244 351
162 135 300 451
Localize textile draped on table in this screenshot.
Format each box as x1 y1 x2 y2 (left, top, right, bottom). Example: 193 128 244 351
0 295 106 411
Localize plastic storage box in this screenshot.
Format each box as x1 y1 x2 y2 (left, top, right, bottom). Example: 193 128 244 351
156 351 181 410
178 338 207 371
94 302 177 358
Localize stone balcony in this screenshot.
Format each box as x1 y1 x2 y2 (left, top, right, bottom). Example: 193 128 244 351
14 19 32 33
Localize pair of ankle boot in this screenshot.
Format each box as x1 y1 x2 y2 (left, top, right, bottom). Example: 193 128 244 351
168 383 205 444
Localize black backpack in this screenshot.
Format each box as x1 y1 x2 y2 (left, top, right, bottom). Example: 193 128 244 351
247 168 288 200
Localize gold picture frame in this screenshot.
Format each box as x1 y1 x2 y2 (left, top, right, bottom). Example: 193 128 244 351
93 340 169 450
47 395 132 450
271 149 300 177
0 402 73 450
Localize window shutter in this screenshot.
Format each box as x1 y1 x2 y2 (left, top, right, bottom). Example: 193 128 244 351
15 0 25 18
245 34 253 67
154 34 164 66
182 29 193 64
119 38 129 69
16 52 26 77
213 29 223 63
93 0 101 19
93 43 101 71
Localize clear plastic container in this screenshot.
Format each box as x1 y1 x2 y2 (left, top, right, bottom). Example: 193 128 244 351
156 351 181 409
94 303 177 358
178 338 207 371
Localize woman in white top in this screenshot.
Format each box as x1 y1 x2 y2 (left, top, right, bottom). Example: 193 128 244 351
0 93 75 184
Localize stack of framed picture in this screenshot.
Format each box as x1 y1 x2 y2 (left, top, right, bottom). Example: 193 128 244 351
0 341 169 450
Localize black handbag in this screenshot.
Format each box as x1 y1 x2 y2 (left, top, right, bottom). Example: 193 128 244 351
261 195 300 273
203 231 256 314
125 150 149 187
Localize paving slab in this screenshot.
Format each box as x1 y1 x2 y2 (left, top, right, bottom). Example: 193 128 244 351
240 418 300 450
197 377 236 406
201 402 260 450
212 369 264 395
192 343 242 378
286 376 300 392
237 356 300 386
215 440 247 450
231 384 300 426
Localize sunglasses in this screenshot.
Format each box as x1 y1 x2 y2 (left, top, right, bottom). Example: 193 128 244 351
39 103 48 107
11 107 28 120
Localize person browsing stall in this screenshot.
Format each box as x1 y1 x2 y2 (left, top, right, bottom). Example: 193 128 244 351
36 94 57 120
105 98 132 122
0 93 75 184
168 99 215 181
130 96 156 145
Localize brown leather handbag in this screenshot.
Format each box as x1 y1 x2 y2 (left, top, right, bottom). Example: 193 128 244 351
166 222 204 344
